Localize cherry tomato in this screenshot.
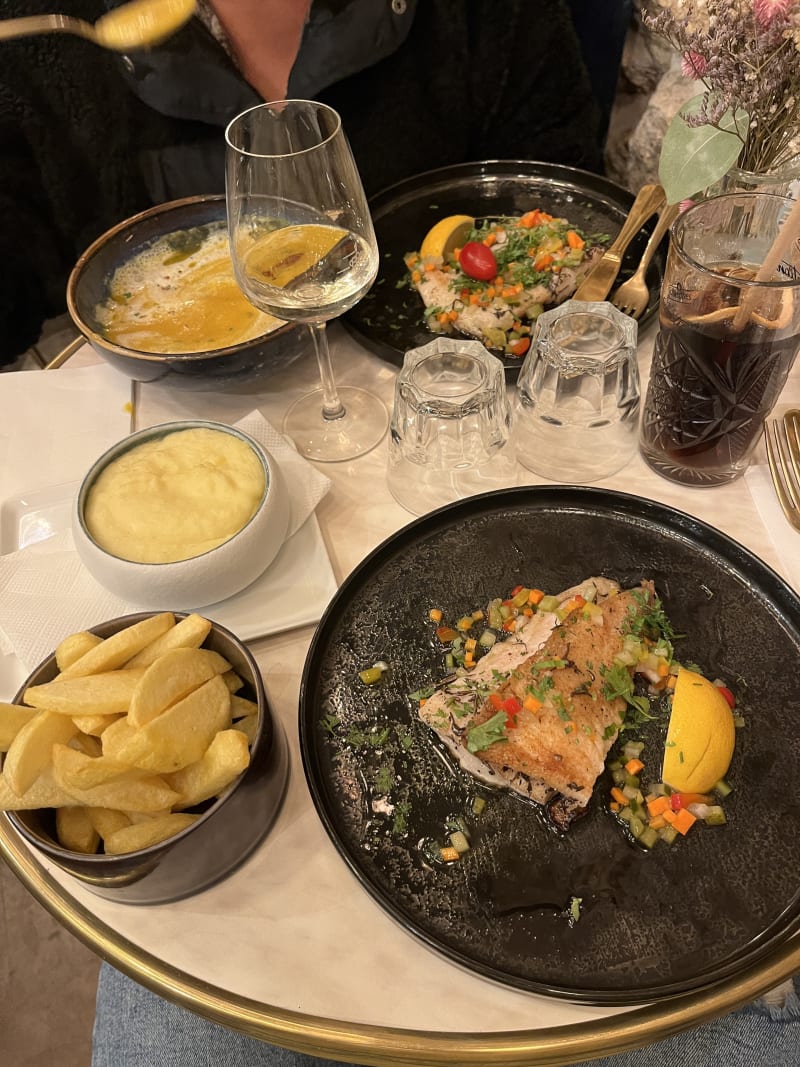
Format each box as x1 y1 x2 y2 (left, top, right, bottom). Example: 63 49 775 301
716 685 736 709
458 241 498 281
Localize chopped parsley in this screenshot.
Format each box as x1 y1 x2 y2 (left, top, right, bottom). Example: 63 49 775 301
408 685 436 702
373 764 394 794
600 664 653 727
392 801 411 836
531 657 567 672
626 590 681 645
526 674 555 702
466 711 508 753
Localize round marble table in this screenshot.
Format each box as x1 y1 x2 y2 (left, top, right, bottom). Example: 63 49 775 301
1 323 799 1066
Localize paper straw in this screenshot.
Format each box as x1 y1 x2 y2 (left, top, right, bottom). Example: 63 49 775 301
731 194 800 330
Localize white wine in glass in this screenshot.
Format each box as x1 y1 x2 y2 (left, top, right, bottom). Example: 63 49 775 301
225 99 387 461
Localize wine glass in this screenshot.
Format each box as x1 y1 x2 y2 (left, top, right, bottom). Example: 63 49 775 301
225 99 387 462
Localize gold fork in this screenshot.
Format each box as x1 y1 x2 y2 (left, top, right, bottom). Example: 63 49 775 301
610 203 680 319
765 409 800 533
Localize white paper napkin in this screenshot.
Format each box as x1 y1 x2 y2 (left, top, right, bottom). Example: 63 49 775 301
0 410 331 670
745 463 800 593
0 363 133 501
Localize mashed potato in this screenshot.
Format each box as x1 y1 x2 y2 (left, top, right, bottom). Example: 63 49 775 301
84 427 266 563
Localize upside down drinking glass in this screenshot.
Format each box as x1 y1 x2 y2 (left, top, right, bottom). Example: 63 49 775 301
640 192 800 486
225 100 387 462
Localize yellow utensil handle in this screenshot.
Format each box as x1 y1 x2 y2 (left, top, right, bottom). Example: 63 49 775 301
0 14 92 42
604 184 667 258
635 203 680 275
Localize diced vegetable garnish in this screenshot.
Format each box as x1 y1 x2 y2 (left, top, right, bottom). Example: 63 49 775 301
609 749 730 848
449 830 470 854
359 665 385 685
714 684 736 709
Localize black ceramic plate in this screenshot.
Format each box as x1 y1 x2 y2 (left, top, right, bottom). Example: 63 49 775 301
344 161 666 381
299 487 800 1004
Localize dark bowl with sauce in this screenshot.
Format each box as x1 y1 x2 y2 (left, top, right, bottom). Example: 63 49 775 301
5 612 290 904
66 195 307 391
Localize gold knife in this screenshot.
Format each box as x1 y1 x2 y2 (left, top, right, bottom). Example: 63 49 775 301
572 183 667 303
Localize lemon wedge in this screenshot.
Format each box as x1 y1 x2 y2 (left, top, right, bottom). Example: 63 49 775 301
662 668 735 792
420 214 475 259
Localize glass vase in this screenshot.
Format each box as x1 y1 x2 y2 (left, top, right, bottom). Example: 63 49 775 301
705 155 800 199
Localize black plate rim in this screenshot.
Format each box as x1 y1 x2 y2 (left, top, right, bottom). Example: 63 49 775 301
343 161 665 380
299 486 800 1005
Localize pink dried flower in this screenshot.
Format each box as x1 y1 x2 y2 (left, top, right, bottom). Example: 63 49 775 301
644 0 800 173
682 50 707 77
754 0 792 28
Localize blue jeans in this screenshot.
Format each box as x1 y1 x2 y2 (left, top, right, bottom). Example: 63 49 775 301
92 963 800 1066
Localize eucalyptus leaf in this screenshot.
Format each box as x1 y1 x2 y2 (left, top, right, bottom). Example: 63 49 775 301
658 95 748 204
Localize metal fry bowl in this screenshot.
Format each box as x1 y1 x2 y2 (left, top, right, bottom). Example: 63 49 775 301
5 612 289 905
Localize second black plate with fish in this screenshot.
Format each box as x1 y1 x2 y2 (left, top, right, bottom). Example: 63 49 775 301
299 486 800 1004
343 161 667 381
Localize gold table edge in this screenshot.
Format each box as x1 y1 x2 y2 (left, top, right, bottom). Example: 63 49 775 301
2 815 798 1067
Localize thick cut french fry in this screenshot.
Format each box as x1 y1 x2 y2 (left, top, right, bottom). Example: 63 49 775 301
0 767 77 810
56 807 100 854
104 813 199 854
166 729 250 809
128 648 231 728
230 694 258 719
72 712 123 737
100 717 140 761
57 613 175 680
55 631 103 671
63 774 180 813
231 714 258 746
124 614 212 668
69 733 103 758
221 670 244 694
0 703 39 751
88 807 132 841
3 711 79 796
52 743 146 791
24 669 146 716
123 809 173 824
110 674 231 774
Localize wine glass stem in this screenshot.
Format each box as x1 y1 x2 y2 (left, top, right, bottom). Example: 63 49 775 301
309 322 346 421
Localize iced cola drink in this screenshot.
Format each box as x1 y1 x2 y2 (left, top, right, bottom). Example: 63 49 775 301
640 194 800 486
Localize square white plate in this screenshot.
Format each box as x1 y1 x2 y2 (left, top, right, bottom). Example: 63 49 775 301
0 481 81 555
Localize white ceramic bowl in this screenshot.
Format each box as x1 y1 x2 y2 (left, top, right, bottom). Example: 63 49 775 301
73 421 290 608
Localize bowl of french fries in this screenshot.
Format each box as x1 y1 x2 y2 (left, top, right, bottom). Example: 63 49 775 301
0 611 288 904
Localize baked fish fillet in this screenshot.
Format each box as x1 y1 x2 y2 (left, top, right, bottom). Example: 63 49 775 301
412 247 603 348
419 577 656 830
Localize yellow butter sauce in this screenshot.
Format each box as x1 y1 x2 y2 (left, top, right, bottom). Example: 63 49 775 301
95 222 283 353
